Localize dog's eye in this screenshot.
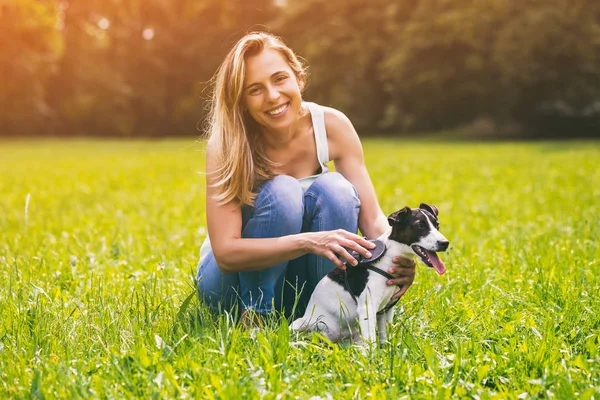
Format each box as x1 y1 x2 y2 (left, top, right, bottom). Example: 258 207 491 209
417 221 426 228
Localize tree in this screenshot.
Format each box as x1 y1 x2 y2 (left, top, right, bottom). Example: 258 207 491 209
493 0 600 136
0 0 60 136
276 0 404 132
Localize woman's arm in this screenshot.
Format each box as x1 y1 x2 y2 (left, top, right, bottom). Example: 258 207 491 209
324 108 389 239
324 107 416 298
204 138 375 274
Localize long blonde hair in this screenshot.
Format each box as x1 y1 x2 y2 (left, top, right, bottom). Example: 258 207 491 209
206 32 308 206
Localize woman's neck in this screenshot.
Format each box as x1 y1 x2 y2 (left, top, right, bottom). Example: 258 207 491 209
261 111 311 149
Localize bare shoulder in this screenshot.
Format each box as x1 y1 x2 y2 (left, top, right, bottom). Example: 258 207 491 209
320 105 362 162
204 136 223 181
205 135 219 154
321 106 355 136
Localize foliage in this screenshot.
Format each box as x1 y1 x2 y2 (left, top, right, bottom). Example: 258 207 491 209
0 0 599 137
0 0 60 135
1 139 599 397
282 0 600 135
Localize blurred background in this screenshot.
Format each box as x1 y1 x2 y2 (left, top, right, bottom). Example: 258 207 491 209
2 0 599 139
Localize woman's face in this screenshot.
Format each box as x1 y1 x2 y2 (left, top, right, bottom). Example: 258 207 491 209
243 48 304 134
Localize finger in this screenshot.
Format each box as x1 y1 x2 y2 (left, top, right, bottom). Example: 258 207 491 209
357 236 377 249
338 230 377 250
392 256 416 268
327 251 347 270
391 285 408 301
332 244 359 266
386 266 416 278
339 238 373 260
324 243 356 268
386 277 414 286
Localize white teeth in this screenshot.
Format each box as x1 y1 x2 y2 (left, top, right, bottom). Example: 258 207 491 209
266 103 287 115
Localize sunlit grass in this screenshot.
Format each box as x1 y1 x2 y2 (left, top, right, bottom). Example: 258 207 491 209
1 139 599 398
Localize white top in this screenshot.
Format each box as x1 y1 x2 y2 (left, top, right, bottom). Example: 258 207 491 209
199 101 330 263
297 101 330 191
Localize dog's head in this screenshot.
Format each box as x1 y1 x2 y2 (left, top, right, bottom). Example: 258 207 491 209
387 204 449 274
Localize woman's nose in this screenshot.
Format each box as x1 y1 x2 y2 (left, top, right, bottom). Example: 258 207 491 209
266 85 280 102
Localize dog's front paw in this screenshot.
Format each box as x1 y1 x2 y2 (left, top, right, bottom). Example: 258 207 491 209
351 340 376 356
290 317 306 332
352 332 378 350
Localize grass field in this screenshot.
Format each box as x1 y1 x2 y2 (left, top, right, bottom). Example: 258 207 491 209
1 139 599 399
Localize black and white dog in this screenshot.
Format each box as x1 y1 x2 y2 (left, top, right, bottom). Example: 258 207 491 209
291 204 449 345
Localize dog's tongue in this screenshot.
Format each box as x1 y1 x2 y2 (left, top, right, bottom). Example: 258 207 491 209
425 250 446 275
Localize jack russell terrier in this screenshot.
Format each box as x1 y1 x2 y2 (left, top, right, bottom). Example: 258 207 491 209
291 204 449 345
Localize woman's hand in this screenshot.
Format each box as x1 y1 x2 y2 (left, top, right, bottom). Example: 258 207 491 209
304 230 376 270
386 257 417 300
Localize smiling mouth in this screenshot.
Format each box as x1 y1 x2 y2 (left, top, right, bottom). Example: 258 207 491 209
411 245 446 275
265 102 289 116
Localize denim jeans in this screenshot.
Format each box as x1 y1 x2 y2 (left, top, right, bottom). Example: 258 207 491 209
196 172 360 316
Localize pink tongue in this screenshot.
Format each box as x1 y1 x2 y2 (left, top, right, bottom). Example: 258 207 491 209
425 250 446 275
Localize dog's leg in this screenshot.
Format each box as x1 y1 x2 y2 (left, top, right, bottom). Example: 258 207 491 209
377 313 387 345
290 317 307 331
357 290 378 345
377 308 395 345
351 329 364 345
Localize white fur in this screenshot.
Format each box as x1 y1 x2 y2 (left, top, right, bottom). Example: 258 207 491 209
291 223 448 345
416 210 447 249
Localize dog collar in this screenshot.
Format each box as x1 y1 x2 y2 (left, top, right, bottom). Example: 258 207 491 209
347 239 387 266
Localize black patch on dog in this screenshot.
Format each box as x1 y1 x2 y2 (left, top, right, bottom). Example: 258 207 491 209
328 267 369 299
388 207 439 246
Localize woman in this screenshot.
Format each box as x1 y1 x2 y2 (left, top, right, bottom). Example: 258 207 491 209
197 32 415 320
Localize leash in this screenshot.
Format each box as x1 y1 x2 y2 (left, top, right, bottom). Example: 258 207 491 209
343 239 402 316
363 265 402 315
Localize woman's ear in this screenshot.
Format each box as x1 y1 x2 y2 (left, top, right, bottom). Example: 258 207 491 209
298 77 305 91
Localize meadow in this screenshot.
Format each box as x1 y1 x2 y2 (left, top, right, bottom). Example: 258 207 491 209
0 139 598 399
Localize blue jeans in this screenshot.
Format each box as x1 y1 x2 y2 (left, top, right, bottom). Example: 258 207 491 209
196 172 361 316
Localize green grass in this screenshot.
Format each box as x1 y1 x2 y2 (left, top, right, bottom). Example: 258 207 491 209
1 139 599 399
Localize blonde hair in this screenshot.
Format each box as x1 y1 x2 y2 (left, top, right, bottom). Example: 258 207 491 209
206 31 308 206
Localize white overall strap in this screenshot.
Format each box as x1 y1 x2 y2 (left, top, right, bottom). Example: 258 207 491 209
304 102 330 166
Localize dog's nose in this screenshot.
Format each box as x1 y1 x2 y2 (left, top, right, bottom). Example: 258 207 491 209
437 240 449 251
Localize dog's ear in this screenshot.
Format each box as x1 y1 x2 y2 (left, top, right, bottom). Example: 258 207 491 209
419 203 438 217
388 206 411 226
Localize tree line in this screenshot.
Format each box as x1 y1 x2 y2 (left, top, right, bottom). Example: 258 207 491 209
1 0 599 138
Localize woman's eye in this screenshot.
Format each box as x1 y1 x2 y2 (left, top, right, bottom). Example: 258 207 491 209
275 75 288 83
248 87 262 96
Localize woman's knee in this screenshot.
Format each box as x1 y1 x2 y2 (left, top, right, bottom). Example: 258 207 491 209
245 175 304 236
259 175 303 204
307 172 360 211
196 254 240 312
256 175 303 216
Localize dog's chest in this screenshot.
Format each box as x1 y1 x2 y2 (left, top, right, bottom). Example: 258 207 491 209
327 264 395 300
327 267 370 298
